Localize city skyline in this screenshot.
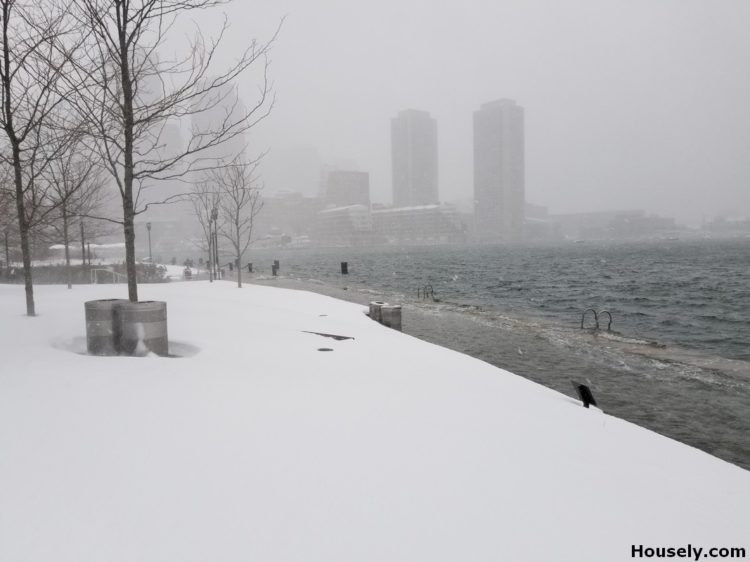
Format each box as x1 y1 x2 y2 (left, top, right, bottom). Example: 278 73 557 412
200 0 750 227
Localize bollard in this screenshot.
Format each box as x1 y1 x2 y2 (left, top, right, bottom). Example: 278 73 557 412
272 264 278 276
369 301 387 322
380 304 402 331
341 261 348 275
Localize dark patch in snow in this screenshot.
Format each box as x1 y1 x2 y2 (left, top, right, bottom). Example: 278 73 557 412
302 331 354 341
317 348 334 352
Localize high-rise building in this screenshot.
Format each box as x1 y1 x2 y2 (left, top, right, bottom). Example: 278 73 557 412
473 99 525 242
324 170 370 208
391 109 438 207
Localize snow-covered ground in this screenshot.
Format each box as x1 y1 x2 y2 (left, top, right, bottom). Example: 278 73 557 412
0 281 748 562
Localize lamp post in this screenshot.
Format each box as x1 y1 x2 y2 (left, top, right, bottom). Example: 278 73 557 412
211 207 219 279
207 216 214 282
4 228 10 269
146 222 152 262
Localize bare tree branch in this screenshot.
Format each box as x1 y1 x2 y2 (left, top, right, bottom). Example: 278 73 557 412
0 0 80 315
64 0 279 301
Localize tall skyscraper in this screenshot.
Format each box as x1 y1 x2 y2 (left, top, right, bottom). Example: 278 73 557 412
473 99 525 242
391 109 438 207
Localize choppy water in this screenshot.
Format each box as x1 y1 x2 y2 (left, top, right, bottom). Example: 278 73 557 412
248 239 750 470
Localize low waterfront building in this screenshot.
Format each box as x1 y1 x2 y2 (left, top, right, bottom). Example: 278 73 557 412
371 204 466 245
254 190 322 242
313 204 373 246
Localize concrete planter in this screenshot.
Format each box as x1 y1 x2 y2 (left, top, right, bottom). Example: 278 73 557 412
117 301 169 357
369 301 387 322
380 304 402 331
85 299 129 355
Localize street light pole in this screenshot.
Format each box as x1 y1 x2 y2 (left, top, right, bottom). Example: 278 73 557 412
146 222 152 262
80 222 86 266
208 217 214 282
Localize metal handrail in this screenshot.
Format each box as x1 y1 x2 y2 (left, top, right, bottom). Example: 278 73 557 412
581 308 599 329
417 284 436 301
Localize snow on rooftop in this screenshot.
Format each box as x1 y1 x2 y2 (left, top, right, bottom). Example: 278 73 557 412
0 281 748 561
49 242 126 250
371 203 458 214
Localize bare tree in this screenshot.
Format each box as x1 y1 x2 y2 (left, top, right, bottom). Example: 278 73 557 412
68 0 279 302
212 158 262 288
44 138 109 288
0 0 79 315
189 178 220 282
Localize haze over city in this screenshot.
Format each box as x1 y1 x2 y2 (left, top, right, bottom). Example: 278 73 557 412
2 3 750 558
182 0 750 226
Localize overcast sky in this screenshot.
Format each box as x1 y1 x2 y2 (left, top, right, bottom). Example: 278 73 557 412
195 0 750 225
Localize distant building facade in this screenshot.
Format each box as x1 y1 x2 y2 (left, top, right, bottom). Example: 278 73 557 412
313 205 373 246
254 190 322 245
324 170 370 208
391 109 438 207
549 209 681 240
372 204 465 245
473 99 525 242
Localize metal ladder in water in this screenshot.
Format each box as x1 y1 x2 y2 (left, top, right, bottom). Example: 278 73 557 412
580 309 613 331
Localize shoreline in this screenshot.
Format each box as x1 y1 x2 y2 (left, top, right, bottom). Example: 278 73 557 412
248 273 750 471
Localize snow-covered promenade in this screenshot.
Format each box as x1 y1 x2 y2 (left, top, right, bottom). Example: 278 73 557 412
1 281 748 562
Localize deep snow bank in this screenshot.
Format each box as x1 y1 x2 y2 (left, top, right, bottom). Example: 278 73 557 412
0 282 748 562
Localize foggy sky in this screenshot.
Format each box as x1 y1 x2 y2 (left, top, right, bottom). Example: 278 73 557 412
193 0 750 225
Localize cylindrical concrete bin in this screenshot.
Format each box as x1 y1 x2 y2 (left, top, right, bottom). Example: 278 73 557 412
380 304 402 331
85 299 129 355
369 301 387 322
116 301 169 357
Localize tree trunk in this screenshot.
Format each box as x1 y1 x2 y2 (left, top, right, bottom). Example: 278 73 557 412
123 201 137 301
208 234 213 282
19 224 34 314
235 221 242 288
119 12 138 303
4 4 34 316
80 221 85 270
214 228 219 279
62 205 71 289
11 143 35 315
